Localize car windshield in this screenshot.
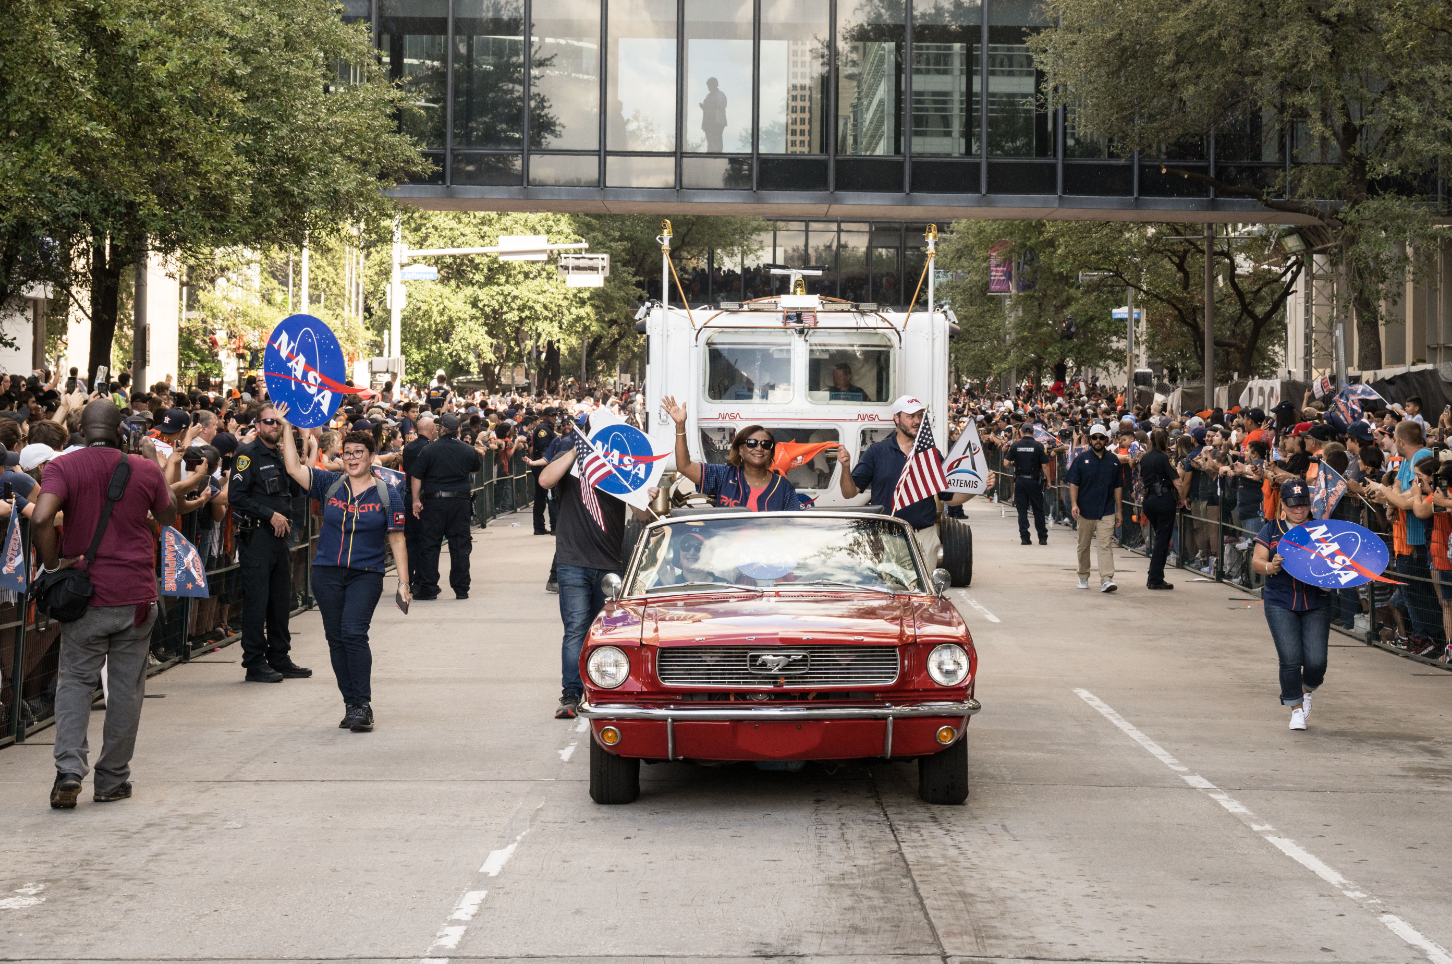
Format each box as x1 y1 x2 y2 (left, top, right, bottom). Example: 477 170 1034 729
627 515 925 595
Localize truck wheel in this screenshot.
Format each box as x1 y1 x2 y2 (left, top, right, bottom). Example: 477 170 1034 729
621 517 645 564
939 517 973 587
590 736 640 804
917 737 968 805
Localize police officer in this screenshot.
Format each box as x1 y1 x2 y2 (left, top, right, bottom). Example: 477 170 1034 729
228 405 312 683
526 408 561 535
400 413 436 595
1008 422 1049 546
408 413 483 600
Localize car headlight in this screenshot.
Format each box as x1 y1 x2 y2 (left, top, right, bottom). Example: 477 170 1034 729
586 646 631 688
926 643 969 686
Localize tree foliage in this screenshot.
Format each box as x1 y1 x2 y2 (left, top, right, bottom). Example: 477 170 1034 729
1031 0 1452 369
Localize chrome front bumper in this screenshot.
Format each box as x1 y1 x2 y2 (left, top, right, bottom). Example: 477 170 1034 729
577 699 981 722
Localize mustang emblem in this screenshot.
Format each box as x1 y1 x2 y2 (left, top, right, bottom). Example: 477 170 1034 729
748 651 810 674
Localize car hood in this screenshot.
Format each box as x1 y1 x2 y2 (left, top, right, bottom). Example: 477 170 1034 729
640 592 916 646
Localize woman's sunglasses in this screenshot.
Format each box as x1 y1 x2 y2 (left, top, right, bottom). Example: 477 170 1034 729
740 439 775 451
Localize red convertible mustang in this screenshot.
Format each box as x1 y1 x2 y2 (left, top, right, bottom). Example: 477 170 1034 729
578 509 981 805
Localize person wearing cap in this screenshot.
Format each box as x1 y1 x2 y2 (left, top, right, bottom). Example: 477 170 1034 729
425 371 451 413
408 412 482 600
836 394 970 569
1006 422 1049 546
1066 423 1122 592
228 405 313 684
148 407 191 459
1377 419 1446 653
1251 478 1330 731
525 408 562 535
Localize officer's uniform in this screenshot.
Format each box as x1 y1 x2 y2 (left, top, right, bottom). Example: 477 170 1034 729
1007 431 1050 544
400 432 432 592
425 382 450 412
410 421 483 598
531 416 560 534
228 437 304 675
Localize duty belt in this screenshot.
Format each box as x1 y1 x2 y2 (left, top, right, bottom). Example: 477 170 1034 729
1145 482 1173 496
422 490 471 500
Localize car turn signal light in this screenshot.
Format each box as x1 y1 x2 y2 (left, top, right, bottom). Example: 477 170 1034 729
935 726 956 745
599 726 621 746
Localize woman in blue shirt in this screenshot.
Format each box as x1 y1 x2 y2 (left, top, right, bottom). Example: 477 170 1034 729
662 395 802 511
1251 477 1329 731
276 403 410 732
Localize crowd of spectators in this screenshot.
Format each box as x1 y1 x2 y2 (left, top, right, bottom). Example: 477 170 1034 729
952 378 1452 664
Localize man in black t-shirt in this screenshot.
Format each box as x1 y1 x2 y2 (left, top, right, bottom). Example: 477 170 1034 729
425 372 451 412
538 444 655 719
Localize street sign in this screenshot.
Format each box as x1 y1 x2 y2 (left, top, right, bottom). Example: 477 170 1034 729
399 266 437 281
1111 307 1143 320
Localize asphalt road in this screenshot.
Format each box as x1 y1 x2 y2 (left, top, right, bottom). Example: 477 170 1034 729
1 506 1449 964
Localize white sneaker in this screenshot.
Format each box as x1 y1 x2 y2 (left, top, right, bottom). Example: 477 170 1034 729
1289 706 1307 730
1301 692 1312 721
1100 579 1117 593
1077 576 1089 590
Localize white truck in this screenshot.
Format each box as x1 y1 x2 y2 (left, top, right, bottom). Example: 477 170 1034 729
633 223 973 586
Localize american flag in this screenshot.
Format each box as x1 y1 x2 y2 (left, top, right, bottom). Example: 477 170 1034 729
572 426 614 531
892 414 949 512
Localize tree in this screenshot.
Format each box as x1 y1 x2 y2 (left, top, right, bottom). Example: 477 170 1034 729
0 0 424 377
1031 0 1452 369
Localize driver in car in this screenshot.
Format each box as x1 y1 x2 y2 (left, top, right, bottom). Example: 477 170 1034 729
643 531 725 588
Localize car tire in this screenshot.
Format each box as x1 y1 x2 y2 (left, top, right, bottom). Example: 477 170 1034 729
621 517 646 564
917 737 968 805
939 517 973 587
589 735 640 804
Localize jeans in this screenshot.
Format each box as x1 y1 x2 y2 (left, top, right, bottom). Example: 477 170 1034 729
1143 494 1176 585
1396 546 1445 644
312 566 385 705
53 603 158 792
557 564 619 697
1263 604 1330 705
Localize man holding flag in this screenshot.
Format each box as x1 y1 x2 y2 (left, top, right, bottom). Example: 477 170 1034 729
837 395 970 570
538 425 658 720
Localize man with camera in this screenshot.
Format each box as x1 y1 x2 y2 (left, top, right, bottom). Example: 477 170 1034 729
32 401 176 808
228 406 312 683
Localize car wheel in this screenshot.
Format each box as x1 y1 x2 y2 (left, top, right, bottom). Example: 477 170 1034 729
939 517 973 587
589 735 640 804
917 736 968 805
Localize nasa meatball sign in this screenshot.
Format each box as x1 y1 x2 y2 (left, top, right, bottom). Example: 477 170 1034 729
571 414 670 510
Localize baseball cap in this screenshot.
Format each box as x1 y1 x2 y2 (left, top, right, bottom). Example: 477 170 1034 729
211 432 239 456
353 419 374 432
19 443 58 472
1185 415 1206 430
1280 477 1312 508
1308 423 1335 441
0 442 19 467
1088 423 1110 438
1290 421 1313 436
439 413 462 433
1247 407 1266 423
890 395 926 415
1347 421 1375 443
158 408 190 435
1190 426 1207 441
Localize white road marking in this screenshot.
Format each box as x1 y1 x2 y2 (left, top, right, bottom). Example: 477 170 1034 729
575 717 588 733
0 883 44 910
558 742 577 762
448 890 488 922
955 591 1000 623
480 841 519 876
1076 688 1452 964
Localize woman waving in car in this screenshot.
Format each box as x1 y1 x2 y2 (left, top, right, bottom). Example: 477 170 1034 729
662 395 802 511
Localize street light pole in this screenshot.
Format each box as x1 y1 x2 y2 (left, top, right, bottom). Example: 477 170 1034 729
1204 223 1215 410
1126 284 1135 411
390 217 402 360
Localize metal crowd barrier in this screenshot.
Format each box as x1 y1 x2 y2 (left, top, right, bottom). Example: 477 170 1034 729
984 445 1451 670
2 453 537 749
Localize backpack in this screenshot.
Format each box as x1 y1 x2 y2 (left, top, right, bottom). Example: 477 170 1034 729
325 474 393 512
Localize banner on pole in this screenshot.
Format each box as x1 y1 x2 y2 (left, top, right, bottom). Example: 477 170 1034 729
0 510 26 593
160 526 210 598
943 419 990 495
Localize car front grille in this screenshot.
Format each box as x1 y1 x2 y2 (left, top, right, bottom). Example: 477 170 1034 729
656 645 900 688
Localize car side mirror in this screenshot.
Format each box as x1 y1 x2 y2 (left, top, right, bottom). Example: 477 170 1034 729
931 569 951 596
601 572 623 600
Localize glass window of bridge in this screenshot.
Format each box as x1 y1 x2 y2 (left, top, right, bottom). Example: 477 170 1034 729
453 0 526 150
530 0 601 151
760 0 829 155
987 0 1053 158
684 0 753 154
836 0 905 156
839 223 870 302
807 331 893 403
911 0 981 156
705 331 794 402
379 0 449 150
607 0 677 152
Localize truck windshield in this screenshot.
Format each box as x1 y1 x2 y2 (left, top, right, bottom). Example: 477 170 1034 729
806 331 893 403
705 331 793 402
628 516 925 594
